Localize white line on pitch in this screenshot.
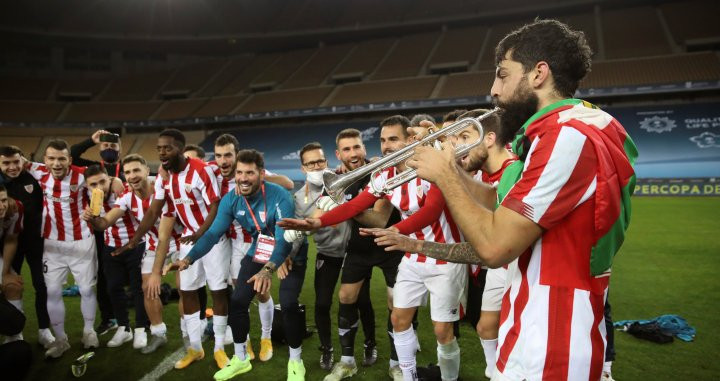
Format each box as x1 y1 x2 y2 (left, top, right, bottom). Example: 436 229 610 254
138 347 185 381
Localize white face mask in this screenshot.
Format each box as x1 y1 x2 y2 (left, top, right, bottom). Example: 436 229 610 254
306 170 325 187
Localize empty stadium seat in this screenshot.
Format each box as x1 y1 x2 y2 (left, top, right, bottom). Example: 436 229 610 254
238 87 334 113
0 77 56 101
152 99 208 120
427 25 489 72
660 0 720 44
250 49 315 89
196 56 253 98
283 44 354 89
602 6 672 59
0 101 65 122
436 71 495 99
162 58 226 96
327 76 439 106
372 32 440 80
55 78 109 100
99 71 172 101
193 96 246 117
0 136 42 157
62 102 162 122
218 54 281 96
332 38 396 80
582 52 720 88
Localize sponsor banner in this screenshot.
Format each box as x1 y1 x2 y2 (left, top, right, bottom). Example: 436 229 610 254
634 178 720 196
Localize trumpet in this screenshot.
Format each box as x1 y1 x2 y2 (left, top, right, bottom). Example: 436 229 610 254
323 107 499 202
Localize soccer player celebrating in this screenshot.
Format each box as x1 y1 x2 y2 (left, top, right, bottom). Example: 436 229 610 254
82 165 149 349
281 117 467 381
143 129 230 370
0 145 55 348
391 19 637 381
26 140 120 358
82 155 180 353
168 149 306 381
212 134 275 361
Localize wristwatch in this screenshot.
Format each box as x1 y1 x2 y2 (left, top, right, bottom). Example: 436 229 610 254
262 265 275 274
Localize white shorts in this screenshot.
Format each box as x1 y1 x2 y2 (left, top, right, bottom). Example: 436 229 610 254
141 250 178 275
393 256 468 322
230 239 252 281
179 236 230 291
43 236 97 289
482 267 507 312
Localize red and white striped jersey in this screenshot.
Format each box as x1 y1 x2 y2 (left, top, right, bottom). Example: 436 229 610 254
115 188 182 252
154 158 219 235
496 118 609 380
0 199 23 240
210 163 252 244
369 167 463 264
100 192 137 248
27 163 92 241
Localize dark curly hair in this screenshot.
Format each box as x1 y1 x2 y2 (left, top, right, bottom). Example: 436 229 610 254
495 19 592 98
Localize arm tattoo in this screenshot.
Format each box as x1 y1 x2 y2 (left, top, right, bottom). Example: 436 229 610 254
421 241 484 264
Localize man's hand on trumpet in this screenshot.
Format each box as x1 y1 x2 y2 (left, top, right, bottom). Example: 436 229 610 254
406 140 458 184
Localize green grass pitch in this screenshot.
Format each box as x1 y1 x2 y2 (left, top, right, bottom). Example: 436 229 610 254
13 197 720 380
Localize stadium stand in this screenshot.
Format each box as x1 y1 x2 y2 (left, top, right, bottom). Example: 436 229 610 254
238 87 334 113
601 6 673 59
372 32 440 80
250 49 315 90
55 78 110 100
0 136 42 157
0 100 66 122
476 20 531 69
660 0 720 44
436 71 495 99
331 38 396 80
151 99 208 120
217 54 281 96
61 101 162 122
196 56 253 98
161 58 226 96
327 76 438 106
192 96 247 117
427 25 488 72
282 44 355 89
581 52 720 88
0 77 56 101
99 71 173 101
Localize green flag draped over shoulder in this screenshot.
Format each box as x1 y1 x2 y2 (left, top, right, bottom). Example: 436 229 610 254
501 99 638 276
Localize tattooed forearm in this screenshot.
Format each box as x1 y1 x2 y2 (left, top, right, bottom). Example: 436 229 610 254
420 241 483 264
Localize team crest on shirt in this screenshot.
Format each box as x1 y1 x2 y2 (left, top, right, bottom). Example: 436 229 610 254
24 184 33 193
69 184 79 192
184 184 193 193
416 185 424 198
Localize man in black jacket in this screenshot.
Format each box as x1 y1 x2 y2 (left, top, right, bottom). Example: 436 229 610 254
0 145 55 348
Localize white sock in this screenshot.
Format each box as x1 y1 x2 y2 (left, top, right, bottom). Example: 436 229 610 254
603 361 612 374
289 345 302 361
78 285 97 333
9 299 24 313
184 311 203 350
394 328 418 381
213 315 228 351
46 285 67 340
341 356 355 365
258 298 274 339
234 341 248 361
150 323 167 337
437 338 460 381
480 338 498 377
180 317 187 337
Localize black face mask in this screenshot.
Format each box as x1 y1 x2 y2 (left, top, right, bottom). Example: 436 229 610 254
100 148 119 163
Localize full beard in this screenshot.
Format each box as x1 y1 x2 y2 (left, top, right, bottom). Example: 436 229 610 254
495 80 539 144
